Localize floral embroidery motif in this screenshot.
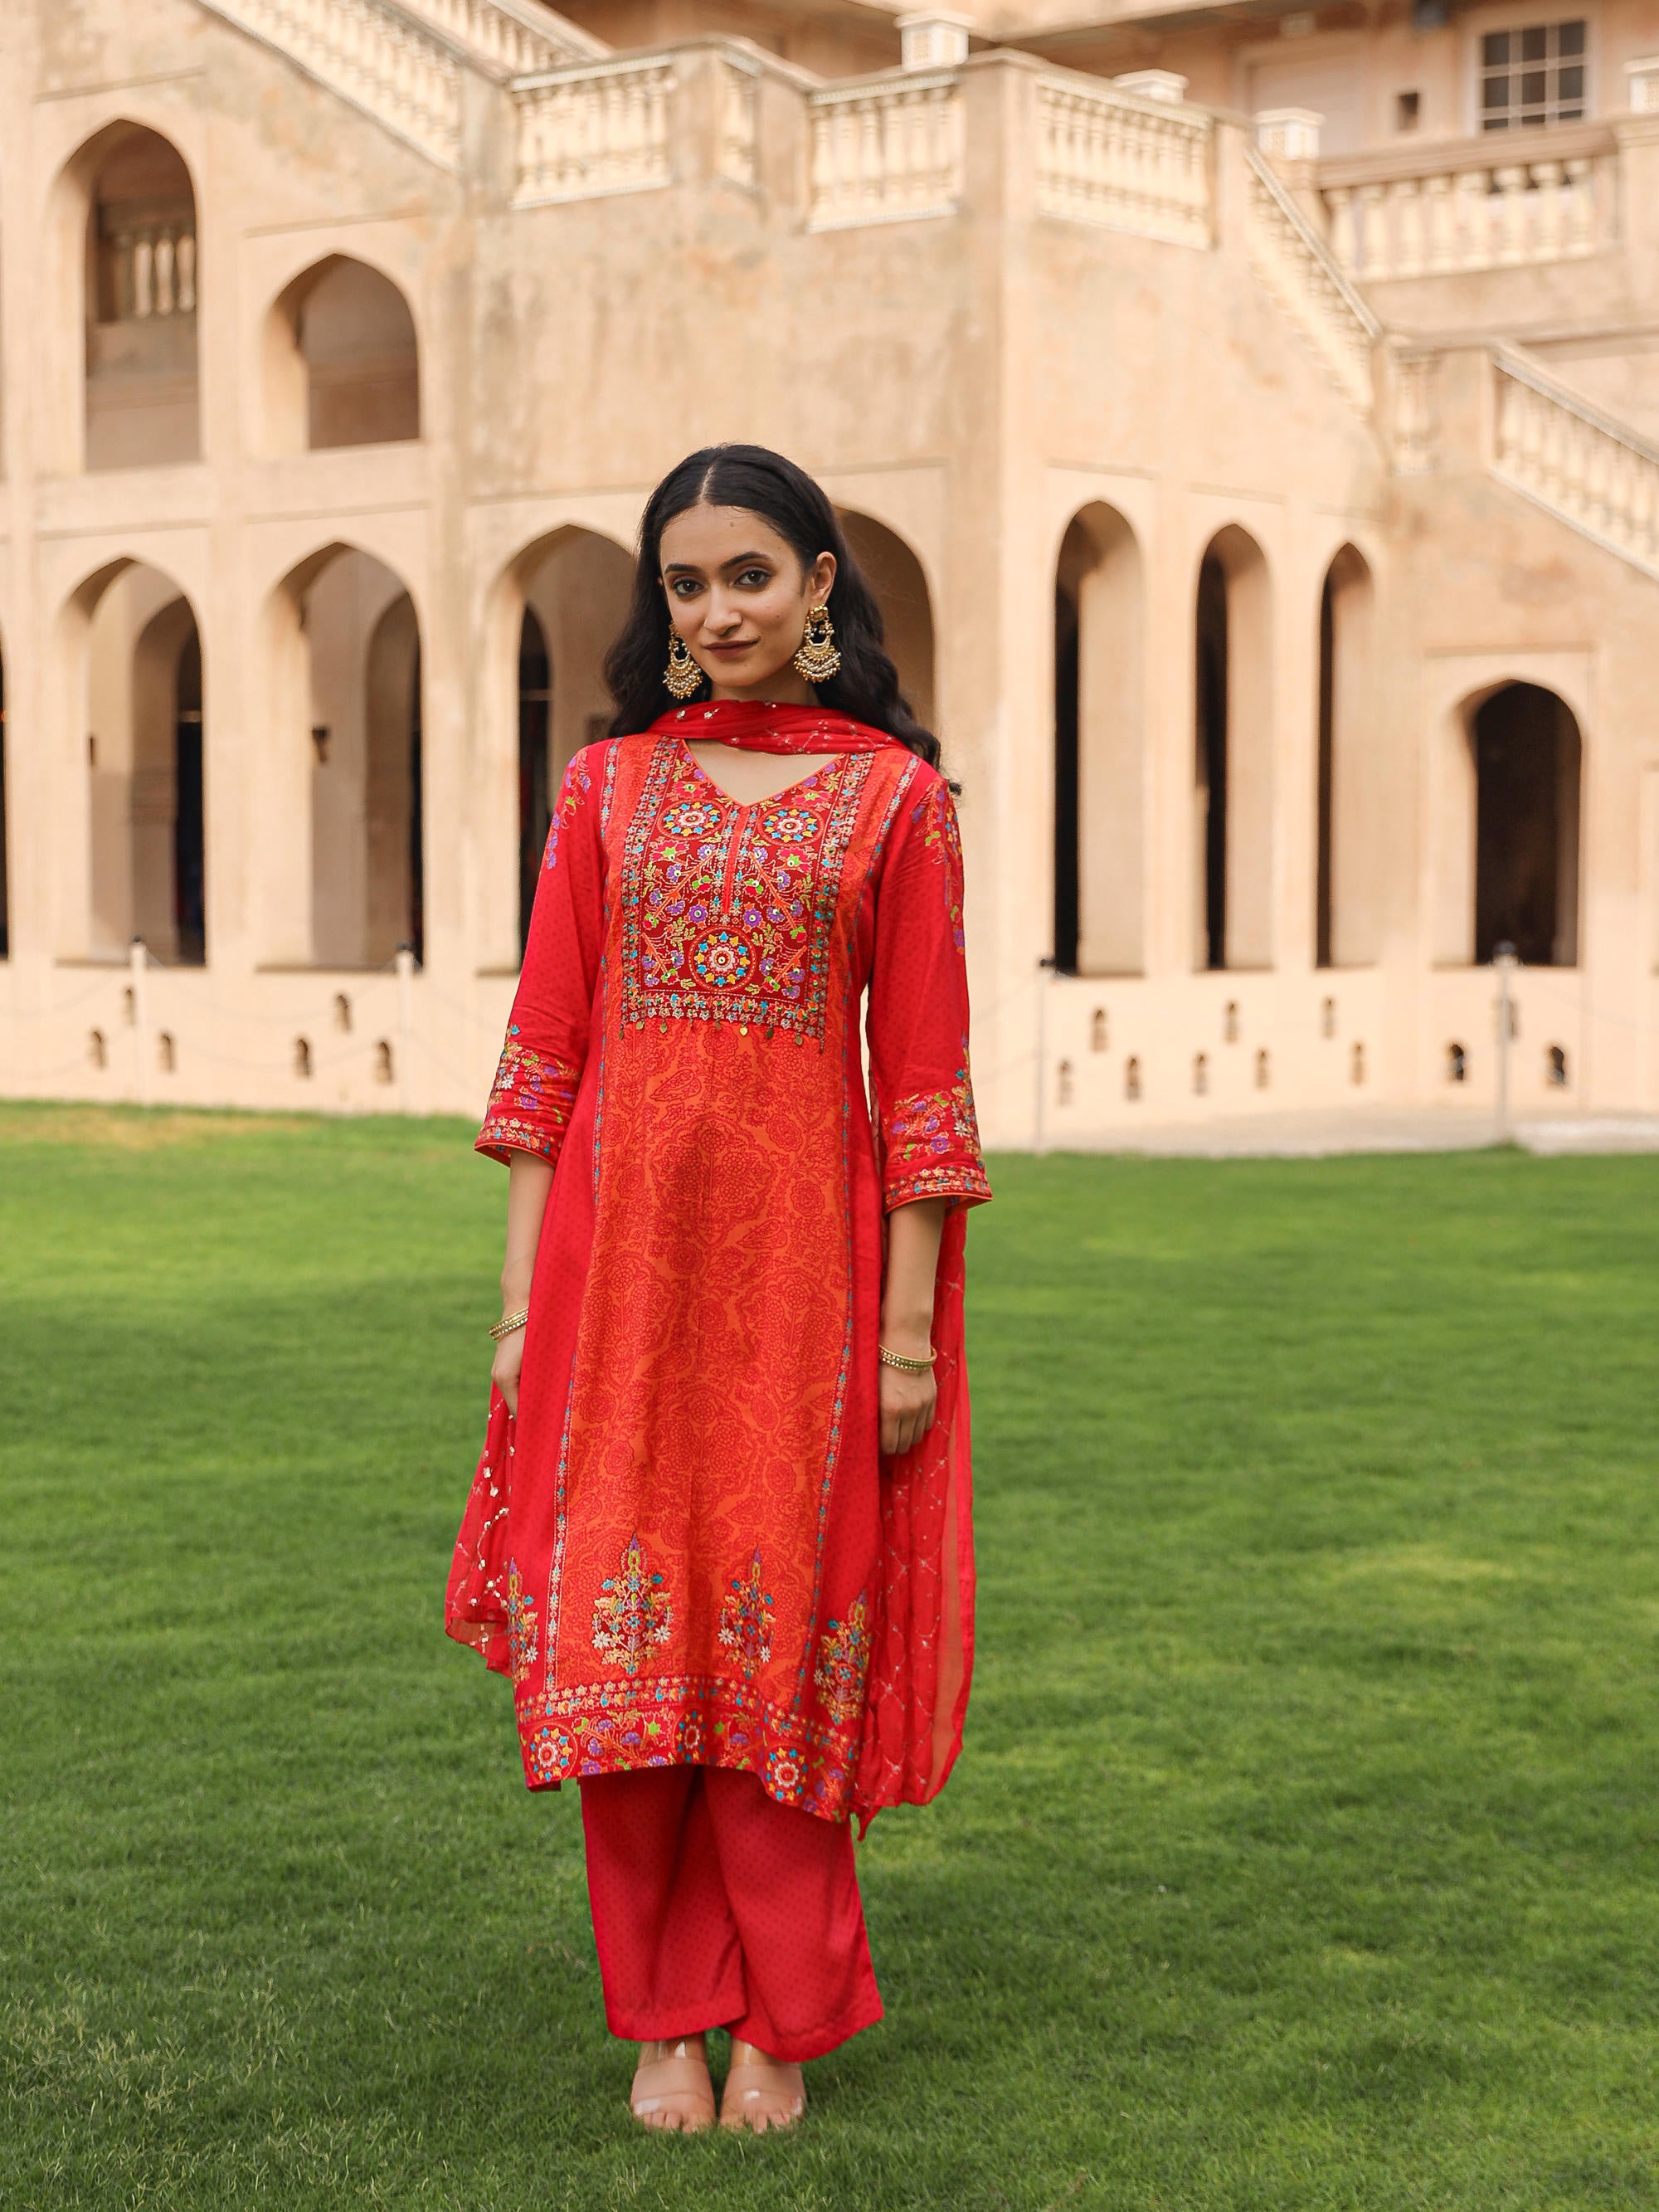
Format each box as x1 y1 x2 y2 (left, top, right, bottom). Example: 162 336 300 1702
543 750 596 872
591 1534 674 1678
506 1560 539 1686
619 741 874 1040
718 1549 775 1682
478 1029 581 1162
814 1596 871 1726
912 780 967 949
884 1061 991 1207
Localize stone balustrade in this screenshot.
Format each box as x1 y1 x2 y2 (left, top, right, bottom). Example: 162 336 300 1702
513 56 675 206
197 0 464 168
807 71 966 230
1492 351 1659 578
105 219 197 319
403 0 602 74
1035 73 1212 246
1244 148 1378 412
1319 129 1614 280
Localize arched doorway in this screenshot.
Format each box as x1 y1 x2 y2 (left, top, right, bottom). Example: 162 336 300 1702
75 124 199 471
1054 504 1143 976
518 608 552 957
835 512 936 733
1472 681 1581 967
1315 544 1376 968
504 529 633 957
1194 527 1272 972
265 256 420 452
267 546 423 967
80 563 206 961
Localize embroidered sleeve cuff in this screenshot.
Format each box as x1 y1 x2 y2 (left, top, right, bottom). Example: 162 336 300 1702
881 1077 990 1212
474 1032 581 1167
885 1160 993 1211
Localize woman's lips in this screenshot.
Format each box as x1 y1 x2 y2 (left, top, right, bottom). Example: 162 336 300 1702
705 641 757 655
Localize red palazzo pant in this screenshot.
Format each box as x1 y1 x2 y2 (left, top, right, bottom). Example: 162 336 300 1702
579 1766 884 2063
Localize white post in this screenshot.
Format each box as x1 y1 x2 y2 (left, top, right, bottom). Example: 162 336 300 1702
1494 941 1517 1143
396 943 416 1116
129 938 149 1108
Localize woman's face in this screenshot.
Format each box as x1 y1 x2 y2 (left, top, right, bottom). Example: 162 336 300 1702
659 504 835 700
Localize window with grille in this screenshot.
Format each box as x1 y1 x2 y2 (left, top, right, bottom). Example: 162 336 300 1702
1479 19 1587 128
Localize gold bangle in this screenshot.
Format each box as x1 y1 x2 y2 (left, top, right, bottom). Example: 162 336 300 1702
878 1343 936 1374
489 1308 529 1342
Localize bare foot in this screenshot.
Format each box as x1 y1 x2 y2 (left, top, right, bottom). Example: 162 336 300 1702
631 2034 715 2132
719 2039 806 2133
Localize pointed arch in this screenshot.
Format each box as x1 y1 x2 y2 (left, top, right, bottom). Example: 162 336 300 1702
835 511 936 733
1316 543 1377 967
48 120 200 473
1194 526 1273 972
264 255 421 454
1054 504 1144 976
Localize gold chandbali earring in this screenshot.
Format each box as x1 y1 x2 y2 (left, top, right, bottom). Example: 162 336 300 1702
664 631 703 700
792 602 841 685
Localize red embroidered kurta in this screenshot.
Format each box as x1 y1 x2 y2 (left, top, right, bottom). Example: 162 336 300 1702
447 702 990 1828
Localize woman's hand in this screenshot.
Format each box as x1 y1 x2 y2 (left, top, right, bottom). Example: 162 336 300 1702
879 1196 948 1457
879 1352 937 1457
491 1323 527 1415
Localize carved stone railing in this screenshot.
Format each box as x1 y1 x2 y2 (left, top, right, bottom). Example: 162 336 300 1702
718 55 758 190
401 0 603 74
197 0 465 168
1492 348 1659 578
101 208 198 319
1036 75 1212 246
1244 146 1379 413
807 71 964 231
512 55 675 206
1318 125 1615 280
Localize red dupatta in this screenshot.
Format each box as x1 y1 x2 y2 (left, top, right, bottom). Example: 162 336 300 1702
651 699 896 753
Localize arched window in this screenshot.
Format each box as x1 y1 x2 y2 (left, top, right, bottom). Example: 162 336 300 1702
836 512 936 733
375 1040 395 1085
266 545 422 967
1547 1044 1569 1086
1193 1051 1209 1096
1125 1055 1141 1102
502 529 634 963
78 563 207 963
1194 527 1272 972
265 256 421 452
75 125 199 470
518 607 552 958
1473 683 1582 967
294 1036 313 1078
1447 1041 1467 1084
1315 546 1376 967
1057 1058 1074 1106
1350 1040 1365 1085
1053 504 1144 977
1254 1048 1270 1089
1090 1007 1108 1053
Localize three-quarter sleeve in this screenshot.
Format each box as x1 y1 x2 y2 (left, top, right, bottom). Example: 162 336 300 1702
866 773 992 1212
476 743 609 1167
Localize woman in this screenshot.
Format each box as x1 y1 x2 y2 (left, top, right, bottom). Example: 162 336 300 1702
447 446 990 2134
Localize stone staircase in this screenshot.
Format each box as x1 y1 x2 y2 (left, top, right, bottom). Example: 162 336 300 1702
193 0 604 168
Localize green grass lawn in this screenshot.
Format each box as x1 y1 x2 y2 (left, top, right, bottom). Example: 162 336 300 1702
2 1104 1657 2211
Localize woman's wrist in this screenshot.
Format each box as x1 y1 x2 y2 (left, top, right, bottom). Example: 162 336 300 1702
879 1308 933 1356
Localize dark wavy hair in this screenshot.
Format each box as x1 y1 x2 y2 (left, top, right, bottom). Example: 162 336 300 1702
603 444 941 771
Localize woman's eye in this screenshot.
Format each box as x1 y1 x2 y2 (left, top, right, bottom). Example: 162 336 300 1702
736 568 771 589
670 578 701 597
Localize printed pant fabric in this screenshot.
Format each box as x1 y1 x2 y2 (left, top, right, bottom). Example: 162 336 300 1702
579 1764 883 2063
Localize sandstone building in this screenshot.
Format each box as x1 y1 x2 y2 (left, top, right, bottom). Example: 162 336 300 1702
2 0 1657 1140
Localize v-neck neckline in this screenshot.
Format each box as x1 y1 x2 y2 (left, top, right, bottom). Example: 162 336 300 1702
676 737 840 812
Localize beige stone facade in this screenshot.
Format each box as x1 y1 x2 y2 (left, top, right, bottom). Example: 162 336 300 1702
2 0 1657 1141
